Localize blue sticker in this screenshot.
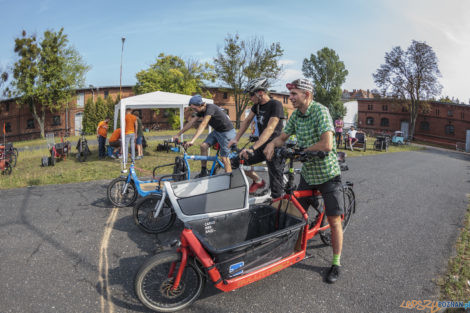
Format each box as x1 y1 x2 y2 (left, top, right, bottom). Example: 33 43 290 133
229 261 244 273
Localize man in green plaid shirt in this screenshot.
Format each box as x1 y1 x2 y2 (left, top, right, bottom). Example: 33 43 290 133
264 78 343 284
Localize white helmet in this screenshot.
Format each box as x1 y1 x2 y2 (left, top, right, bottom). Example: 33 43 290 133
244 77 269 94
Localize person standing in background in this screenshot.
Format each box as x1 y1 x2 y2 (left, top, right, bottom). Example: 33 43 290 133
125 108 138 162
134 111 144 160
334 117 344 147
96 117 110 160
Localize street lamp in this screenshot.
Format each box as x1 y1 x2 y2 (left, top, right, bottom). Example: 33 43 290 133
120 37 126 99
89 84 95 102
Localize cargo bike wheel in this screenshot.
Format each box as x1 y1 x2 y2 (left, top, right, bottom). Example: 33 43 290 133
133 195 176 233
135 251 205 312
107 177 138 207
319 186 355 246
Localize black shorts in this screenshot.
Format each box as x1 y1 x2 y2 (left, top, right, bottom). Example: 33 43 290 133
297 175 344 216
243 147 285 199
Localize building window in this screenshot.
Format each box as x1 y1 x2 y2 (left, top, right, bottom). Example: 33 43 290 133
77 92 84 107
5 122 11 133
382 105 388 111
420 121 430 131
5 103 9 112
223 92 228 99
26 119 35 129
367 104 373 110
366 117 374 125
447 110 453 117
435 108 440 116
402 106 408 112
445 124 454 135
461 112 465 119
52 115 61 126
104 90 109 99
283 96 288 104
380 118 389 127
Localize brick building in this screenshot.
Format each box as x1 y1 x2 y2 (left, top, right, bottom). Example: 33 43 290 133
0 85 293 142
357 98 470 148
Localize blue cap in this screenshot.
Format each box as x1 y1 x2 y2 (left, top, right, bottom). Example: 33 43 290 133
189 94 204 106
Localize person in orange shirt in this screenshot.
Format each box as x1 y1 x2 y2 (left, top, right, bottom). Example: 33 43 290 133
124 108 138 162
96 117 110 159
109 127 122 158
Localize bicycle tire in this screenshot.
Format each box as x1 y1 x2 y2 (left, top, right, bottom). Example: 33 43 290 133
135 251 204 312
107 177 138 207
2 162 12 175
13 147 18 158
319 186 355 246
8 152 17 167
78 140 88 162
50 150 56 166
133 195 176 233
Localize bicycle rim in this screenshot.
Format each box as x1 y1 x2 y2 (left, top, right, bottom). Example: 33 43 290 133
134 196 176 233
135 252 204 312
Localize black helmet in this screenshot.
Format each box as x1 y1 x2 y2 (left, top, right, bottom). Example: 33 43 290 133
244 77 269 94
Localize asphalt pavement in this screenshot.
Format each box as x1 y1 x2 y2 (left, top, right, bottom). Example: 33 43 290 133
0 147 469 313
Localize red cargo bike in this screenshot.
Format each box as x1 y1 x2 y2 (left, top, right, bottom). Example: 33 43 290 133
134 147 355 312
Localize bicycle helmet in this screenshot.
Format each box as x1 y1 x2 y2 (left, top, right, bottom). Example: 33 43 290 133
244 77 269 94
286 78 314 93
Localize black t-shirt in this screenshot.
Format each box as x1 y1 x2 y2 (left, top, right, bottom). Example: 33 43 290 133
251 99 285 141
197 103 234 132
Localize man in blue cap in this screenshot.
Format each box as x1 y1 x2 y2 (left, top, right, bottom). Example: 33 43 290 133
173 94 235 176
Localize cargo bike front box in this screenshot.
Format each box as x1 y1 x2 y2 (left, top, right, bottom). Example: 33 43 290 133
164 169 306 279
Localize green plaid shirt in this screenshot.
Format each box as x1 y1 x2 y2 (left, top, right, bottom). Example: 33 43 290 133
284 101 340 185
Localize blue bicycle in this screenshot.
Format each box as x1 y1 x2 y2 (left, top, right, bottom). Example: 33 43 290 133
107 162 177 208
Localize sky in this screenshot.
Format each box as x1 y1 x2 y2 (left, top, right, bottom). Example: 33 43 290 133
1 0 469 103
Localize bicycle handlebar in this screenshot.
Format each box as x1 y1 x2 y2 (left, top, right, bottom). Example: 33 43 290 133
276 147 329 162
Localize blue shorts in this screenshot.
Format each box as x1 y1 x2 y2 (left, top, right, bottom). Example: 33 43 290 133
204 129 236 157
136 136 143 145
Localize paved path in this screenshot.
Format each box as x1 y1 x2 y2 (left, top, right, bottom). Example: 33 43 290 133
0 148 468 313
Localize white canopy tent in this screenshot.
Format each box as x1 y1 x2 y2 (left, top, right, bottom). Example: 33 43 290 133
114 91 214 165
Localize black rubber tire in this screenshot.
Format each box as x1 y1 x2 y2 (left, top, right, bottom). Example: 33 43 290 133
2 162 12 175
78 141 88 162
135 251 204 312
133 195 176 234
8 152 17 167
107 177 138 207
50 150 56 166
319 186 355 246
13 147 18 158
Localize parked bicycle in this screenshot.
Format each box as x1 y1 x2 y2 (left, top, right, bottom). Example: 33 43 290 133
0 143 17 168
76 131 91 162
133 148 355 312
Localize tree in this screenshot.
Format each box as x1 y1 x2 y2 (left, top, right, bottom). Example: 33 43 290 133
302 47 348 119
214 34 284 127
8 29 89 138
134 53 215 129
373 40 442 139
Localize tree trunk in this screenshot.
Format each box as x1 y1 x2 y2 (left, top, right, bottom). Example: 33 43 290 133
30 103 46 138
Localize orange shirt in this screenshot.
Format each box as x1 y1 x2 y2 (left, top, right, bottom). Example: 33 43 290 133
125 113 137 135
97 121 108 137
109 128 121 142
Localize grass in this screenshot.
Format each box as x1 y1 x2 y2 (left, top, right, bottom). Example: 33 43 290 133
1 133 422 189
438 195 470 312
335 136 423 157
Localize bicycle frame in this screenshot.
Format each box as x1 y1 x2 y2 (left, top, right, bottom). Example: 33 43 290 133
121 163 166 198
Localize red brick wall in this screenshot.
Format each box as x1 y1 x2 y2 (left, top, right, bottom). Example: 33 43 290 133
357 99 470 146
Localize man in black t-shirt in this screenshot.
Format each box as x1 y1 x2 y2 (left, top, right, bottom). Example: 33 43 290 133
173 94 235 176
228 77 286 198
